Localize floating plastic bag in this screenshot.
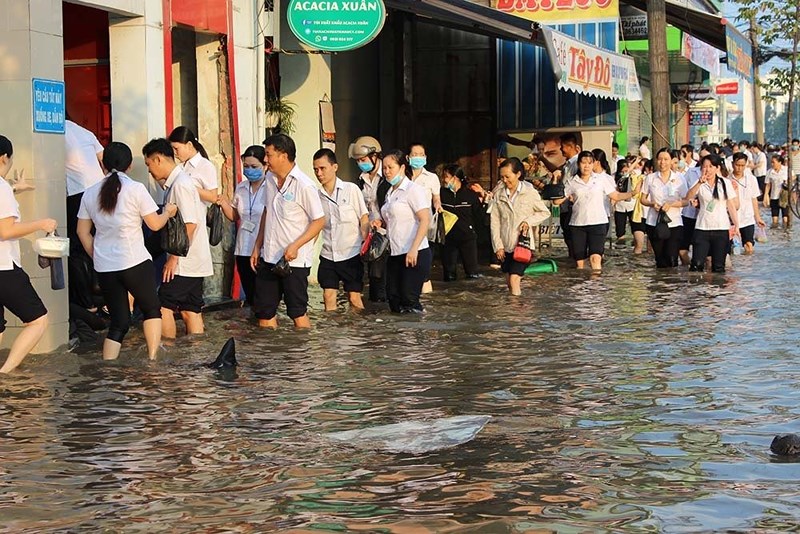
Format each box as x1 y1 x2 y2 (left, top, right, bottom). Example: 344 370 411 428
207 204 224 247
161 209 190 257
328 415 491 454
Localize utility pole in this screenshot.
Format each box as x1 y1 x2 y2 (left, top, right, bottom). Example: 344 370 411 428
750 15 765 145
647 0 670 149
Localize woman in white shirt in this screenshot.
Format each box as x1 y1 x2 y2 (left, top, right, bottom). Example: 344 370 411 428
219 145 268 307
372 149 431 313
640 148 689 268
77 142 178 361
0 135 57 373
169 126 219 205
553 151 638 271
638 136 651 160
684 154 739 273
730 152 766 254
763 154 788 228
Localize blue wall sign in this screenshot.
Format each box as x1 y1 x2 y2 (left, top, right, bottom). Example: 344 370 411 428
32 78 66 134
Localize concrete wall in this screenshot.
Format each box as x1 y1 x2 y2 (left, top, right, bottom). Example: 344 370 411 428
0 0 69 352
232 0 264 148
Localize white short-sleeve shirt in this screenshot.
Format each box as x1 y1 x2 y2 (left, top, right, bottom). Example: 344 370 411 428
766 167 787 200
380 178 430 256
65 120 104 196
642 171 688 227
565 173 616 226
694 178 737 231
682 166 702 219
78 173 158 272
319 178 368 262
754 152 767 176
412 168 441 207
360 162 383 222
261 165 326 268
182 152 219 206
0 179 21 271
231 178 267 257
731 172 760 227
163 166 214 277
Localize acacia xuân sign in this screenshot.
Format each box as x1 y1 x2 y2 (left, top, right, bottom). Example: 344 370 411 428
287 0 386 52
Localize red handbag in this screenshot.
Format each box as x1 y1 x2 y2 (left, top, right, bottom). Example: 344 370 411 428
360 230 374 259
512 230 533 264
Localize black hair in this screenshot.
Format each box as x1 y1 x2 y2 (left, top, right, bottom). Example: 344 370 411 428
591 148 610 174
312 148 337 165
264 133 296 162
699 154 728 200
382 149 413 178
408 141 426 153
99 142 133 214
560 133 579 146
739 140 750 148
242 145 266 164
642 159 654 174
442 163 467 184
168 126 209 159
0 135 12 158
142 138 175 159
640 136 650 144
732 152 749 164
612 142 619 149
577 150 595 166
772 153 785 164
499 157 525 176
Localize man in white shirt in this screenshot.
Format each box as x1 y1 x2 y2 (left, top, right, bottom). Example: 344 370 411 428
65 118 105 313
143 138 213 338
610 142 625 175
251 134 325 329
751 143 768 200
313 148 369 311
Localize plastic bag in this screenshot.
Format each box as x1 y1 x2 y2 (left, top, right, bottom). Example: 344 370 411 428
428 212 446 244
755 225 768 243
206 204 224 247
362 228 390 262
161 209 190 257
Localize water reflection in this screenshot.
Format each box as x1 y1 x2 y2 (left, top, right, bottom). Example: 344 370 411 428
2 230 800 530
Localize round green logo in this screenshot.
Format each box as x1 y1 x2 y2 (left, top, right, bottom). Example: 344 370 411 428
287 0 386 52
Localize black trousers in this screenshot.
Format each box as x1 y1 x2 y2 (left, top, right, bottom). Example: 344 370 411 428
756 176 766 201
235 255 256 306
442 232 479 281
97 260 161 343
691 229 729 272
67 192 98 310
560 210 573 258
367 255 388 302
386 248 432 313
645 224 683 268
614 211 631 238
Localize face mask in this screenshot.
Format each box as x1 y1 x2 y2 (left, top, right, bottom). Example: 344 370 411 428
409 156 426 170
386 173 403 186
678 161 687 171
243 168 263 182
446 182 456 192
358 161 374 173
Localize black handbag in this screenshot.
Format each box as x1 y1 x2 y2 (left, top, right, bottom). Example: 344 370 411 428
655 210 671 240
540 182 565 200
161 210 190 257
206 204 224 246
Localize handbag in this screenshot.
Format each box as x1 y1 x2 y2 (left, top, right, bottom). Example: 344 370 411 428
161 209 190 257
540 182 565 200
206 204 224 247
512 230 533 264
655 210 671 240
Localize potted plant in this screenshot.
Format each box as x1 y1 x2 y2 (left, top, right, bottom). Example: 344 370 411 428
265 97 296 134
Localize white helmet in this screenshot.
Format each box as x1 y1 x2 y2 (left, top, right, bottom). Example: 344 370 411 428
348 136 382 159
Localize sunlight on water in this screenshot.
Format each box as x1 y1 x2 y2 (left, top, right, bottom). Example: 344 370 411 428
2 228 800 531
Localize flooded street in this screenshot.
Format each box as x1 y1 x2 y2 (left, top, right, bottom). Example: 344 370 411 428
3 228 800 532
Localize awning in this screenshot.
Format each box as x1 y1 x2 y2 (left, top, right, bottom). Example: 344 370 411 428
384 0 545 45
622 0 743 52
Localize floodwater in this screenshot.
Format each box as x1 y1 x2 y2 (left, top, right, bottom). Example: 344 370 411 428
3 228 800 532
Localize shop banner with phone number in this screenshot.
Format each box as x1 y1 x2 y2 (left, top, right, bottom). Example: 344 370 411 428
493 0 617 24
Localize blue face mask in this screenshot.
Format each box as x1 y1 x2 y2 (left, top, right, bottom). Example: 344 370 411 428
409 156 426 170
387 173 403 186
446 182 456 192
677 160 687 171
243 168 263 182
358 161 374 173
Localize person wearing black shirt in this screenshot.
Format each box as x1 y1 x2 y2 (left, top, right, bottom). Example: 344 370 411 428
440 164 483 281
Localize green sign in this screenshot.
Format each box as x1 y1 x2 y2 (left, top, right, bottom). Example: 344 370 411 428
287 0 386 52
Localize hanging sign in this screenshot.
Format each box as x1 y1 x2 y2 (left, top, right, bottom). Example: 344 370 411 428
715 80 739 95
287 0 386 52
32 78 66 134
682 34 720 78
493 0 618 24
725 24 754 82
541 26 642 101
620 14 647 40
689 110 713 126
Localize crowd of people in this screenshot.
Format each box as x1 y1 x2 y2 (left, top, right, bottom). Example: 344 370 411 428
0 127 795 373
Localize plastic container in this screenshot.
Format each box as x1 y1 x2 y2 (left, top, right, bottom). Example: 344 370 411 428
731 235 743 255
524 259 558 275
33 235 70 258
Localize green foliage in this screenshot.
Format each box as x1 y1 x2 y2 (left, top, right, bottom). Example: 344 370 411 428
265 97 297 135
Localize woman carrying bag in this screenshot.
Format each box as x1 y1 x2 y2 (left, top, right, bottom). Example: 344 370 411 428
640 148 688 268
490 158 550 296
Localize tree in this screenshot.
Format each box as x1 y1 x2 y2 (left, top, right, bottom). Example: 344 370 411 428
736 0 800 225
